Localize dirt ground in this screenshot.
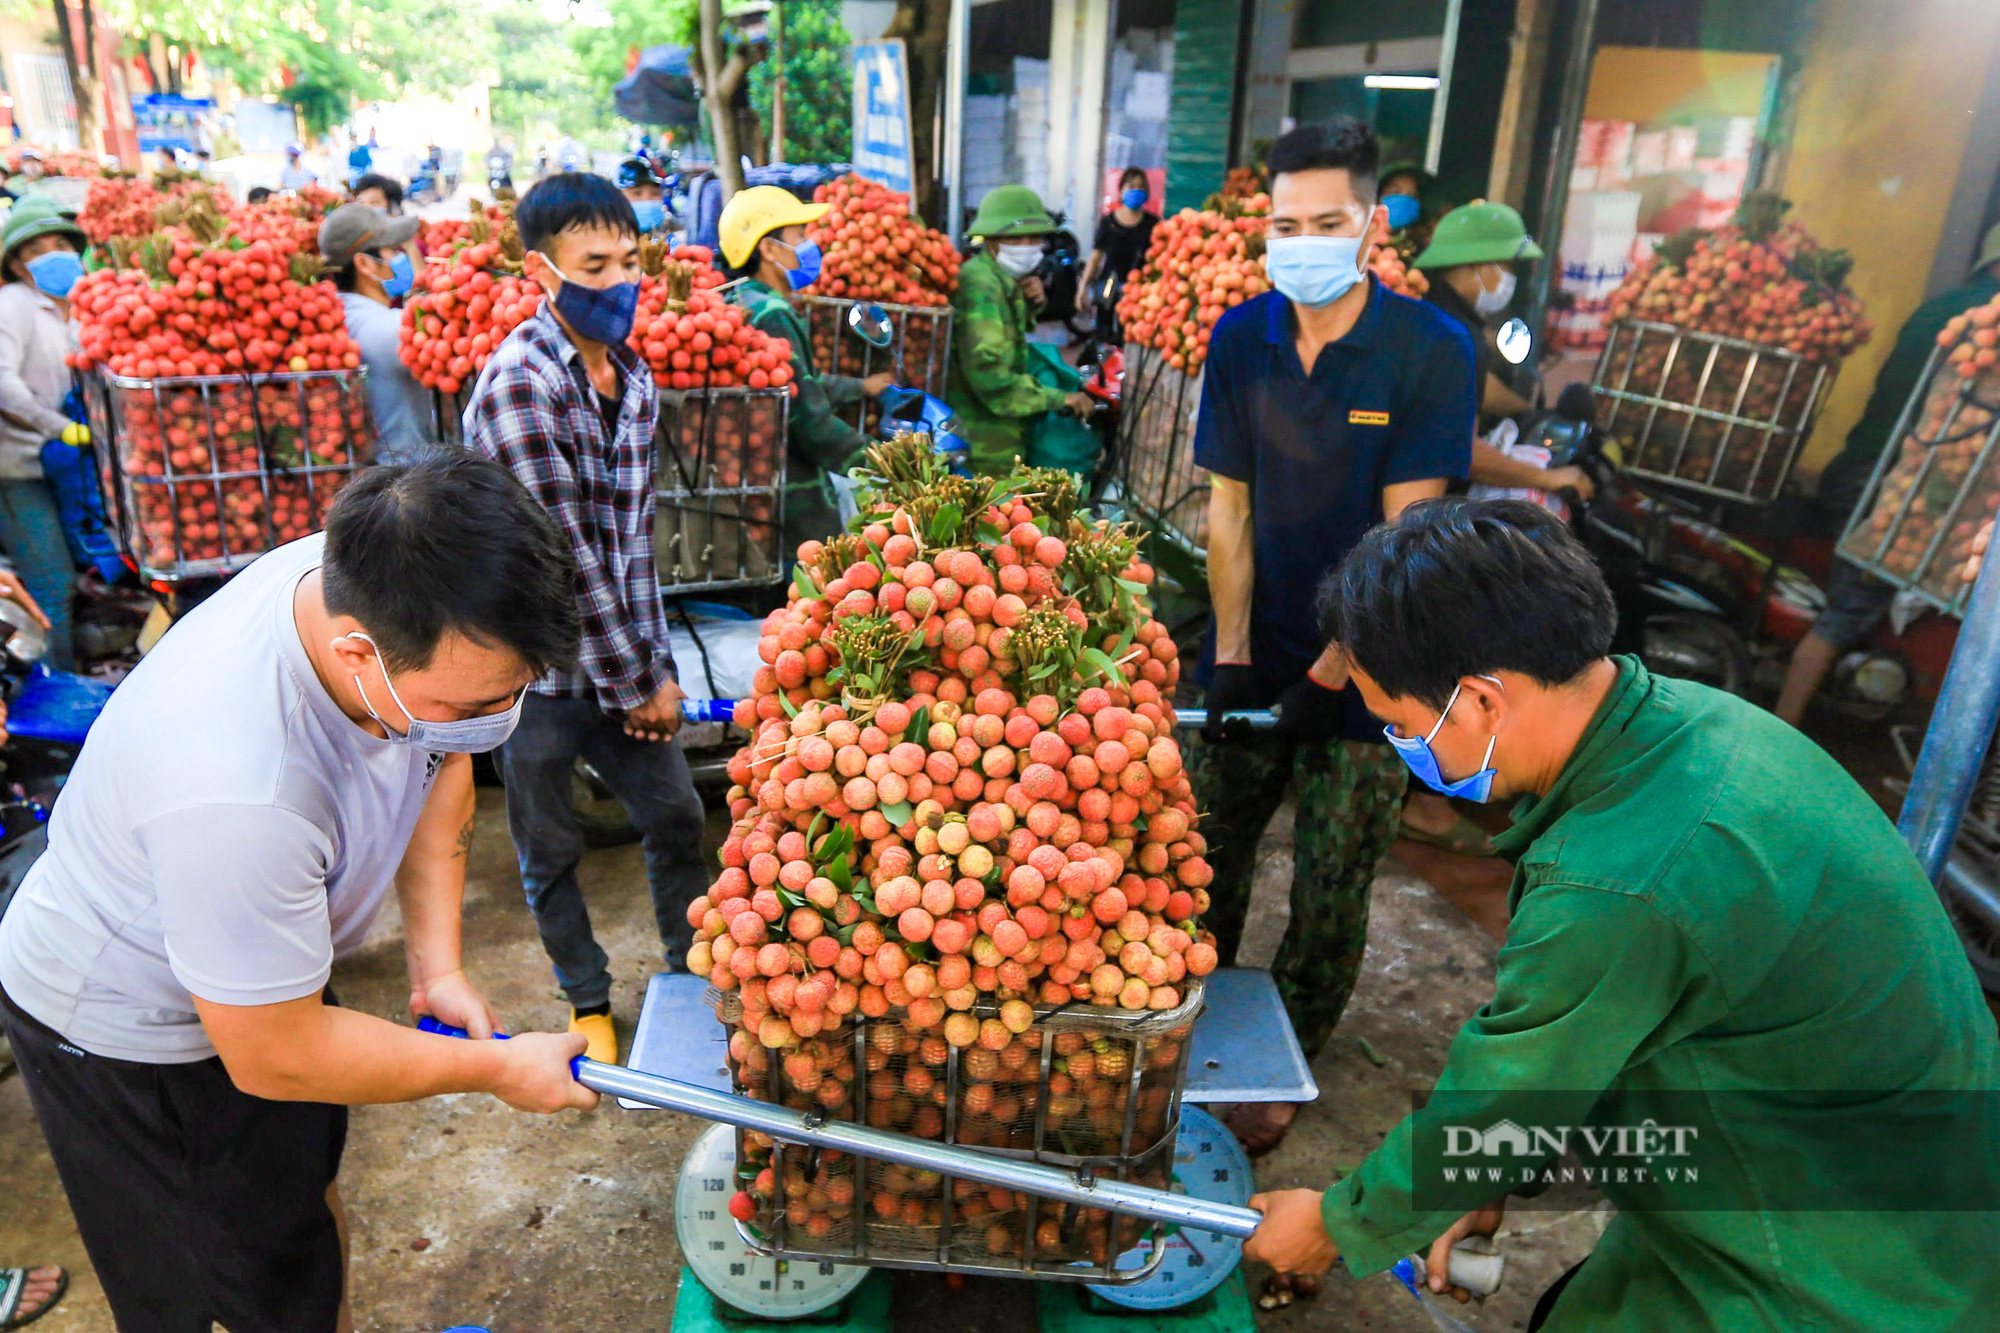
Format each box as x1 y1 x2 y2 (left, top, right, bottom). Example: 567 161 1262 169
0 788 1597 1332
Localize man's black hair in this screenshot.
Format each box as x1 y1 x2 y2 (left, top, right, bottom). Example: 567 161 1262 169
321 455 581 676
1324 497 1615 709
1266 117 1381 204
516 172 639 256
1119 166 1148 190
246 185 273 204
352 172 404 210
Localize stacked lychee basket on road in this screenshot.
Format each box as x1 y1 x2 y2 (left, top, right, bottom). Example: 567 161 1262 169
409 205 796 596
686 441 1225 1280
68 186 375 583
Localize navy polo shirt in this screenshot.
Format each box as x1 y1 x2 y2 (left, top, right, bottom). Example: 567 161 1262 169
1194 278 1475 741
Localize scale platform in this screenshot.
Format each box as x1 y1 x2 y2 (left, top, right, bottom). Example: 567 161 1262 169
622 967 1318 1107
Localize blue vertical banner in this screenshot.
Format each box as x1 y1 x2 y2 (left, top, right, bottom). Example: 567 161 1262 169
851 40 915 197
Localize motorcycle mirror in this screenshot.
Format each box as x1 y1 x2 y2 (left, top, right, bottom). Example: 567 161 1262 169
1497 318 1533 366
847 302 895 349
0 598 48 664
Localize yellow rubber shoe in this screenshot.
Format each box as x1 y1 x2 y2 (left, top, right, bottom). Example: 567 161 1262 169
568 1010 618 1065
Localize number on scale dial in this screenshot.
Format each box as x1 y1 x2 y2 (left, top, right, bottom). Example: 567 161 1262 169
674 1123 868 1318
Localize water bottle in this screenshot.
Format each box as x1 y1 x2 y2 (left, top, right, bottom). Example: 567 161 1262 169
680 697 737 724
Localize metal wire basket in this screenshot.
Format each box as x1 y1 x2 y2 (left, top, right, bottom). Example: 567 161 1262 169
1837 342 2000 615
801 297 953 433
656 386 790 593
1109 344 1208 552
721 983 1202 1283
85 368 375 581
1591 319 1836 505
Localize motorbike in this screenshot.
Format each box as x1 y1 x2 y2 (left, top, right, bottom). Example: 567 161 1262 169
1530 383 1758 695
485 150 513 197
0 597 114 902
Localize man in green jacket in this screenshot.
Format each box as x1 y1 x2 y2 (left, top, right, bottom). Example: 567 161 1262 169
947 185 1094 476
719 185 894 552
1245 497 2000 1331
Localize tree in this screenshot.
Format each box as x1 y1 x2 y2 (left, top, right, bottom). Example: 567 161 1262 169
50 0 100 155
747 0 850 165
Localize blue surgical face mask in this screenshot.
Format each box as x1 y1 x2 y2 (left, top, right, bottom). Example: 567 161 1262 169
544 259 639 346
26 248 84 300
778 237 822 291
1382 676 1502 803
1263 232 1369 308
379 249 414 299
632 199 666 233
346 632 527 754
1383 193 1421 231
1121 187 1149 211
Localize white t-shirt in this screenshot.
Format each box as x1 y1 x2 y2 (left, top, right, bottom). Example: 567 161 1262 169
0 536 443 1062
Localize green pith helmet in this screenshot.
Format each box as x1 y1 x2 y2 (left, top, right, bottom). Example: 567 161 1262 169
969 184 1057 240
0 195 86 276
1415 201 1544 271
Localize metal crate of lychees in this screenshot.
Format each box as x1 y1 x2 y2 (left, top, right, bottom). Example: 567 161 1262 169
1590 319 1836 506
721 983 1201 1282
1837 339 2000 616
801 296 953 433
655 386 790 593
85 368 375 582
1109 343 1208 552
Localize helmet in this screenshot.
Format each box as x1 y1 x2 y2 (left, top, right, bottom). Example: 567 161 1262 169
1 196 86 276
615 155 658 191
1414 202 1545 271
968 184 1057 240
718 184 828 269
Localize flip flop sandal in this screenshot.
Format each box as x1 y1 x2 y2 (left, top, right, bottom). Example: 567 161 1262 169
0 1267 68 1330
1397 813 1495 859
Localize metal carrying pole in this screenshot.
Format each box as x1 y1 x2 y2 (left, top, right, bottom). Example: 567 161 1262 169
1898 548 2000 882
416 1018 1259 1239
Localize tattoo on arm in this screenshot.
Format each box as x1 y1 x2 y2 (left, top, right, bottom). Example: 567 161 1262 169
454 816 475 860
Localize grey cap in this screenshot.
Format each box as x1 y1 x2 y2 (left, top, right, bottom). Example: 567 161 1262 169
317 203 420 268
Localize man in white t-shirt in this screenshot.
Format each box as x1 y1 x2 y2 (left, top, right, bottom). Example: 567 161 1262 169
0 456 595 1332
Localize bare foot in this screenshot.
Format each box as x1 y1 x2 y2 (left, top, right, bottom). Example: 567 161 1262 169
3 1266 67 1327
1224 1101 1299 1157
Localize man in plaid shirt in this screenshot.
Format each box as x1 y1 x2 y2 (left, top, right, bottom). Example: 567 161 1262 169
464 173 704 1064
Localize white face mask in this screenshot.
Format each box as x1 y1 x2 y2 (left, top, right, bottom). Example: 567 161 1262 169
345 632 526 753
1475 267 1517 316
993 242 1043 278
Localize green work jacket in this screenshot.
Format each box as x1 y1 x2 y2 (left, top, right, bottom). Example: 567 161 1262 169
734 277 869 549
946 249 1067 476
1321 658 2000 1331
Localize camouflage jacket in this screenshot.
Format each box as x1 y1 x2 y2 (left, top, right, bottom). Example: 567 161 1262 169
946 249 1068 475
734 278 870 546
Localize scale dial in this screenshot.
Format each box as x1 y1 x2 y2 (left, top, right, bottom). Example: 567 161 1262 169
675 1123 868 1319
1089 1104 1253 1310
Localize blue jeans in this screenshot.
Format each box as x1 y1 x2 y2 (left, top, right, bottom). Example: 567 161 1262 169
496 692 707 1009
0 478 74 669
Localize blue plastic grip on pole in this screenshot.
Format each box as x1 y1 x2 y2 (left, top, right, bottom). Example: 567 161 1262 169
680 697 738 724
1898 550 2000 882
416 1015 584 1081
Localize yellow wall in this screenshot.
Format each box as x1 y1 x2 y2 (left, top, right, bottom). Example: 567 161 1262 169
1584 47 1776 124
1786 0 2000 474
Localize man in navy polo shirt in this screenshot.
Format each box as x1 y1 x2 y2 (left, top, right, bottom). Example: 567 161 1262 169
1192 118 1475 1155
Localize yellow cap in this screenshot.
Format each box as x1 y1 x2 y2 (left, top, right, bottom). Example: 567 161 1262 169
719 185 830 269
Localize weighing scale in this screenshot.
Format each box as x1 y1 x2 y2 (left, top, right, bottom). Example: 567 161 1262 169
625 967 1316 1330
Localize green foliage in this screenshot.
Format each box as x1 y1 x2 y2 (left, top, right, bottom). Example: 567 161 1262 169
748 0 852 163
492 1 616 146
568 0 699 114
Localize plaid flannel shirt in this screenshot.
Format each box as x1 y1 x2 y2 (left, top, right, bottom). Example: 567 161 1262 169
463 305 675 713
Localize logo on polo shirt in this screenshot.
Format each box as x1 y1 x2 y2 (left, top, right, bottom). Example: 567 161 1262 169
1349 409 1390 426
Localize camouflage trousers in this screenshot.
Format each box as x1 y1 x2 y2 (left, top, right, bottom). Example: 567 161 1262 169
1184 731 1408 1059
